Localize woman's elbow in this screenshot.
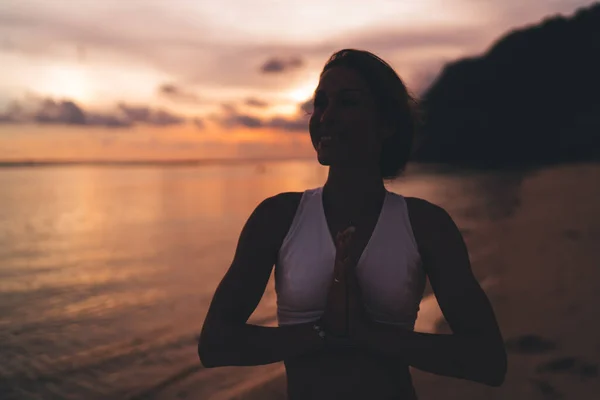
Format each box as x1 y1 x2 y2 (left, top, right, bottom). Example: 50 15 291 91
485 369 506 387
198 326 229 368
485 368 506 387
198 338 219 368
483 349 507 387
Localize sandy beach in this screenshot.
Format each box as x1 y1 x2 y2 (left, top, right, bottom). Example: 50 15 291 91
410 162 600 398
157 162 600 400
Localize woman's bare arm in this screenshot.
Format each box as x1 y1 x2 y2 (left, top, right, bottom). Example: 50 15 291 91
198 193 324 368
356 198 507 386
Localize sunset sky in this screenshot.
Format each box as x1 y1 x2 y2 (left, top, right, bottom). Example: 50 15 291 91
0 0 594 161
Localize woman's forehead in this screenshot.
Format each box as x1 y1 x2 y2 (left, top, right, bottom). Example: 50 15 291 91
316 66 370 93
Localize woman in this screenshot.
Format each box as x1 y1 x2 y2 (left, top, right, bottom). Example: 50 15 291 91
199 49 507 399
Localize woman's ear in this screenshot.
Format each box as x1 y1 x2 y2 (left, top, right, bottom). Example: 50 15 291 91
378 115 395 140
375 114 394 140
379 124 393 140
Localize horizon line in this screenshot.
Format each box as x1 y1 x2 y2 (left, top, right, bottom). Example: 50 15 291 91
0 156 317 168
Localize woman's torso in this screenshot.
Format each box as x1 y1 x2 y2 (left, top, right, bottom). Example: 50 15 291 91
274 187 426 399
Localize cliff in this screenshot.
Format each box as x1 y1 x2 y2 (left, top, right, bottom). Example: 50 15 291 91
414 3 600 167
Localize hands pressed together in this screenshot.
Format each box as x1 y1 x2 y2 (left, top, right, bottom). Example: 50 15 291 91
316 226 374 350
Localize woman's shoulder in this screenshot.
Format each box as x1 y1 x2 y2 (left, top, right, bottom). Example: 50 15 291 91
404 196 447 216
251 191 305 227
403 197 456 233
240 192 305 249
403 197 463 259
257 191 304 213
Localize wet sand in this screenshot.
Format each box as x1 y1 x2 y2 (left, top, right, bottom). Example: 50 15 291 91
411 162 600 399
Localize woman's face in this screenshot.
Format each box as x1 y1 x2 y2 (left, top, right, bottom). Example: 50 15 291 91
309 66 389 170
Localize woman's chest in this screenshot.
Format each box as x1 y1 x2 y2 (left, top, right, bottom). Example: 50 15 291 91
275 235 424 324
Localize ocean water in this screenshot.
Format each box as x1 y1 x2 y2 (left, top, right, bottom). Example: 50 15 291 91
0 159 545 399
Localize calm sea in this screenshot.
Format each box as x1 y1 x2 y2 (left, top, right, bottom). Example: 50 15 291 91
0 159 541 399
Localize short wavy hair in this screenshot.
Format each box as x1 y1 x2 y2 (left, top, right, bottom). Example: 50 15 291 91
319 49 419 179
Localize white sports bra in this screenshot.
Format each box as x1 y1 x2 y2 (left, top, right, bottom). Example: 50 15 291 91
275 187 425 329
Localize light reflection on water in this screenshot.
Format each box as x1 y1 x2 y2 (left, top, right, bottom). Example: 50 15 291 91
0 160 528 399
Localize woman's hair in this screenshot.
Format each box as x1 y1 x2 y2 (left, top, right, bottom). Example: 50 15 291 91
320 49 419 179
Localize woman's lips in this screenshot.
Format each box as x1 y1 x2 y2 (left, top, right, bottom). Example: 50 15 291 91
317 135 332 151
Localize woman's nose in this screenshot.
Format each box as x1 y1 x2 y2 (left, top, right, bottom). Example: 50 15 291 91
319 104 336 127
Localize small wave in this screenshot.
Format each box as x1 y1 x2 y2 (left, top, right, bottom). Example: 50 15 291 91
212 366 286 400
2 329 197 383
128 363 204 400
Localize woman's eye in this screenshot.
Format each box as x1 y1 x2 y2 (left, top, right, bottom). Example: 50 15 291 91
340 98 359 107
313 98 326 109
313 95 358 111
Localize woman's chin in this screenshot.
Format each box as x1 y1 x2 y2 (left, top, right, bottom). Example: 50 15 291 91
316 153 331 166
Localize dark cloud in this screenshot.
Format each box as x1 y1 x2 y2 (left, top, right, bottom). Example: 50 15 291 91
220 113 263 129
192 117 205 130
0 102 22 123
215 99 310 132
0 96 187 128
0 97 131 127
0 113 15 123
219 113 308 132
86 113 132 128
245 97 269 108
34 99 86 124
267 116 308 132
0 93 312 133
158 83 202 104
118 103 185 126
260 56 304 73
221 103 237 114
159 83 180 95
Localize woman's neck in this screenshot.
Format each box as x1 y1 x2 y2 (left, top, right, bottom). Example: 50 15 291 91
323 165 386 216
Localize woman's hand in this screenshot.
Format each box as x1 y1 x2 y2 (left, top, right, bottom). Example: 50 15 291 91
346 263 373 347
320 226 376 349
320 226 354 336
